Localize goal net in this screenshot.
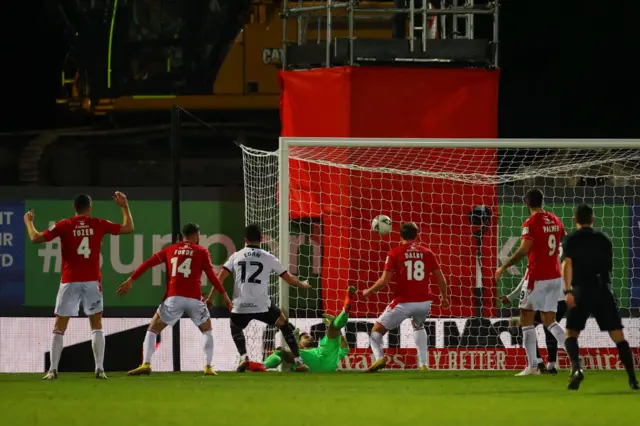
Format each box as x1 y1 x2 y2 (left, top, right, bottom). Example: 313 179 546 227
240 139 640 371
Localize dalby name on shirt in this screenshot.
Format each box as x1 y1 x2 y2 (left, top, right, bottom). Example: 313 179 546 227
405 251 424 259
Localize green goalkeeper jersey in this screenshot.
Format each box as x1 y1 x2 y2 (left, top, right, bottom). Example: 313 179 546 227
298 336 350 372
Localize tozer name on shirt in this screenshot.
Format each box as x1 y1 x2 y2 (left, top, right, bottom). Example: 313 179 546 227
73 228 94 237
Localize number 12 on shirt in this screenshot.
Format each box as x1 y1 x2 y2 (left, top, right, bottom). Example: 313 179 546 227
238 261 264 284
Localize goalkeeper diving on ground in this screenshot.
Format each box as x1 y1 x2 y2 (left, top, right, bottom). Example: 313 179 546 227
246 286 357 373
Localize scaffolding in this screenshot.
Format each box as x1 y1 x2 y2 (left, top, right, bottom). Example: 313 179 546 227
281 0 499 69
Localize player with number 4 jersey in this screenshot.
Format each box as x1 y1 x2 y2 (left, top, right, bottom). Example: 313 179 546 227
495 188 567 376
118 222 232 377
24 192 134 380
363 222 450 373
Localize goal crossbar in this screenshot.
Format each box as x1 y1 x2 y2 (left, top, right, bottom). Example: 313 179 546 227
276 138 640 316
281 138 640 149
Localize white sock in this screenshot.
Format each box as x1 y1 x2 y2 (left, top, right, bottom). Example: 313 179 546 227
522 326 538 369
202 330 214 366
91 329 105 371
547 361 556 369
413 328 428 367
143 330 158 364
546 322 566 351
50 331 64 372
370 331 384 362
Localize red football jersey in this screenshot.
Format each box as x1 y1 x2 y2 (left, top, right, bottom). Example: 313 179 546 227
384 243 440 304
130 242 224 301
521 211 565 282
42 216 121 283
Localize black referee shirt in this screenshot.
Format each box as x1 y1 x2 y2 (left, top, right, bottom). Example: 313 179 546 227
561 227 613 297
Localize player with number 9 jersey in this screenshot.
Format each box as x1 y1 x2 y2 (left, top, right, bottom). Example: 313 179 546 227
522 212 565 283
520 210 565 312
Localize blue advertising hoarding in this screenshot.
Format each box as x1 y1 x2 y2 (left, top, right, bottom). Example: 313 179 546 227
0 202 25 307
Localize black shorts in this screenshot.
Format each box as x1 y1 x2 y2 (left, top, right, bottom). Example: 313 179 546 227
565 291 624 332
230 306 282 330
534 301 568 325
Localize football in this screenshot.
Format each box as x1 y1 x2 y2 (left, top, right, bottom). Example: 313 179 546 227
371 215 392 235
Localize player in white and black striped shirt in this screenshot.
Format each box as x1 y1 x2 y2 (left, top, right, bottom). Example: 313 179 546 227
209 224 312 372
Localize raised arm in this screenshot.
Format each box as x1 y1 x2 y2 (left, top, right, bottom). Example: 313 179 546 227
363 270 393 298
561 234 575 307
203 252 232 311
433 269 451 308
206 268 231 302
498 278 524 307
561 257 574 307
496 239 533 281
113 191 134 234
23 210 46 244
281 272 312 289
116 250 166 296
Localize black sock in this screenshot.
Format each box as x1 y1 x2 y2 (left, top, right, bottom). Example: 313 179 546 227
616 340 637 383
565 337 581 372
230 323 247 357
535 344 542 363
280 322 300 358
545 328 558 364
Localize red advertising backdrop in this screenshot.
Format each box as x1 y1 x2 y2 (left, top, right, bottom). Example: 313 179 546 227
280 67 500 318
339 348 640 371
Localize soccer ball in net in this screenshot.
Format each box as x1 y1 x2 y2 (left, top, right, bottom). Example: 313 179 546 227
239 140 640 372
371 215 392 235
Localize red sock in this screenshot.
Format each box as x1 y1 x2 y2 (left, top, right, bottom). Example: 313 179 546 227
343 293 352 311
247 362 266 372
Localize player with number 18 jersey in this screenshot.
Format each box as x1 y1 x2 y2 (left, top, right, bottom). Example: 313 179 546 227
363 222 449 373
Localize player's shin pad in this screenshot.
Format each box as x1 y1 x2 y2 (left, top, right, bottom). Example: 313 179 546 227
264 352 283 369
332 311 349 329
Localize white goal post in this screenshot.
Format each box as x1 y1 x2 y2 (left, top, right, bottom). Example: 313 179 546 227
240 138 640 371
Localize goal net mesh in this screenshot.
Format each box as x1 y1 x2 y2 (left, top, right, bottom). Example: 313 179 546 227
241 143 640 371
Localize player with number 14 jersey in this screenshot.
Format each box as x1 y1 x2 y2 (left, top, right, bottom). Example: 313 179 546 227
118 222 231 376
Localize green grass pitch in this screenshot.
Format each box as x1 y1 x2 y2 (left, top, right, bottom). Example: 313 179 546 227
1 371 636 426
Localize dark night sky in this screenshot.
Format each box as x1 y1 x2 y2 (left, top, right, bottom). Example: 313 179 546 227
5 0 638 138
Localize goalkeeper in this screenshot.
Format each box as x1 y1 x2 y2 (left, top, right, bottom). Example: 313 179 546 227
260 286 356 372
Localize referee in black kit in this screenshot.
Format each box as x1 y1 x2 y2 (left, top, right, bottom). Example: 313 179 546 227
561 204 638 390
